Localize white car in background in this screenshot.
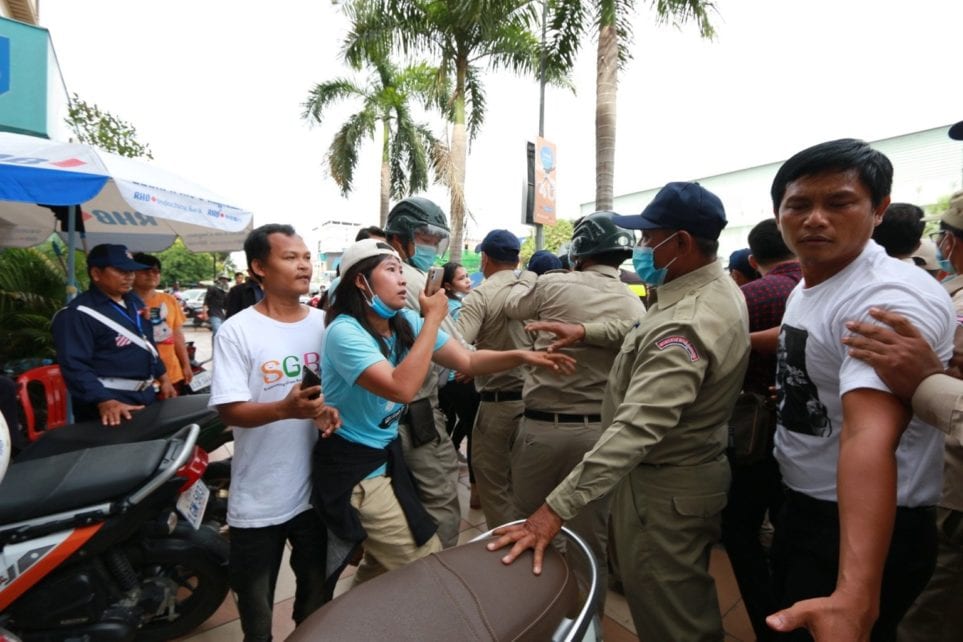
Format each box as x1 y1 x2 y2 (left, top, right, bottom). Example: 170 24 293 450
179 288 208 326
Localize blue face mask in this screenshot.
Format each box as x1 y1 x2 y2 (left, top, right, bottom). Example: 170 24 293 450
632 233 678 286
937 239 955 275
361 275 399 319
410 244 438 272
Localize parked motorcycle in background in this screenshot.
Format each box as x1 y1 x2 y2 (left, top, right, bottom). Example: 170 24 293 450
183 341 212 395
0 416 229 640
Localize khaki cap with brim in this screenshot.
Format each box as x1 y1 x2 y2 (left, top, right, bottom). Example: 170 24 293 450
942 191 963 229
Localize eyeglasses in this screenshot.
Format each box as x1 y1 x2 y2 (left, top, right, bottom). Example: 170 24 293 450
929 231 947 245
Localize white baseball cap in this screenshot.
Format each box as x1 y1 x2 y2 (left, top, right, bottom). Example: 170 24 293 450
339 239 400 276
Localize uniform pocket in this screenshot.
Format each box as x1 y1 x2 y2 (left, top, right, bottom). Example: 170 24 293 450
672 492 728 519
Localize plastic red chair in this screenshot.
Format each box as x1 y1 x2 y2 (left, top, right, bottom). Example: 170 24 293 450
16 365 69 442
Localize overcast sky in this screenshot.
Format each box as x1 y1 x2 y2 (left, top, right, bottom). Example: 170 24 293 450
39 0 963 249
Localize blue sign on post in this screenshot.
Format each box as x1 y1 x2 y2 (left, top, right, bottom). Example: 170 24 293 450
0 19 49 137
0 37 10 95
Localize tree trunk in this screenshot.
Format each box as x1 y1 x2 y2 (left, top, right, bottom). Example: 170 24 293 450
379 119 391 227
448 59 469 264
595 22 618 211
379 161 390 227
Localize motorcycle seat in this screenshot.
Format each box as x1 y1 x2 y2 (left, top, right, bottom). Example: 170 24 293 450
0 439 171 524
16 395 220 461
287 537 580 641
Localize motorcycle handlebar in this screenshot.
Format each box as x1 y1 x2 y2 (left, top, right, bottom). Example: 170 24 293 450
127 423 200 506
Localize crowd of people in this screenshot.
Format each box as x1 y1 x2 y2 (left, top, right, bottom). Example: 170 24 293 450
19 124 963 642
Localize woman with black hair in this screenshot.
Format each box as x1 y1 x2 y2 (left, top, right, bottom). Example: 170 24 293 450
314 240 574 589
437 261 482 507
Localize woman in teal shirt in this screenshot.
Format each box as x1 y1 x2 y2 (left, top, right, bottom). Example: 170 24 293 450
314 240 573 589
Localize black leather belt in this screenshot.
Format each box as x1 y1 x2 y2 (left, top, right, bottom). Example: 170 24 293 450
524 409 602 423
479 390 523 402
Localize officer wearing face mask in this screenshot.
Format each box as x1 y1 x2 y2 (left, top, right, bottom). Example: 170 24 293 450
490 181 750 641
383 196 463 548
934 192 963 280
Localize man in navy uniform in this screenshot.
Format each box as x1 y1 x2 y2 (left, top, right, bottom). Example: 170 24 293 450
53 244 173 426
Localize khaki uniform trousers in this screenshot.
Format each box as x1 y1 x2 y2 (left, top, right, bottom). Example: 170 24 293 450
350 475 443 586
612 456 730 641
898 506 963 642
472 398 524 528
398 404 462 548
511 415 611 602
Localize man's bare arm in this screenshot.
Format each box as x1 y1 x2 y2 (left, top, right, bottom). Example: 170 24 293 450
768 388 910 640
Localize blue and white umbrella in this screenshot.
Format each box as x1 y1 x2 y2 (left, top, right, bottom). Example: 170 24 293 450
0 132 253 253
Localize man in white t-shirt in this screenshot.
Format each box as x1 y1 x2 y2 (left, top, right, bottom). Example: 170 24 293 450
210 224 340 642
764 140 955 642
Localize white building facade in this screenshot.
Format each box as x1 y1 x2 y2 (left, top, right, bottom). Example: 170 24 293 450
582 126 963 260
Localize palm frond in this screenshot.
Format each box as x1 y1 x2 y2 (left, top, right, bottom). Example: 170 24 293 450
0 248 65 362
302 79 366 124
464 66 487 141
326 107 378 196
649 0 717 39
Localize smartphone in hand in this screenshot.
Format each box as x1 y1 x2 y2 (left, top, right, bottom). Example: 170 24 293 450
301 366 322 400
425 266 444 296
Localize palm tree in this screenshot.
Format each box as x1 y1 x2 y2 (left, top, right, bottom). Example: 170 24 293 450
343 0 573 262
303 57 439 226
546 0 715 210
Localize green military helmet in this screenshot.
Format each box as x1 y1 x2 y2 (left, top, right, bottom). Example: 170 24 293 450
569 211 634 259
384 196 452 270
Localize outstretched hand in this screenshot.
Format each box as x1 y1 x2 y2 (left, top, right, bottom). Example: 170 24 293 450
522 350 577 375
486 504 563 574
842 307 943 403
524 321 585 352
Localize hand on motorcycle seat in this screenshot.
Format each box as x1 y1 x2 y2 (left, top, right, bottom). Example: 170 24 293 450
97 399 145 427
486 504 564 575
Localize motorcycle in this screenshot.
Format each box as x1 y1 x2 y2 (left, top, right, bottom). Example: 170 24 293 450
16 395 233 528
287 522 601 641
0 416 229 641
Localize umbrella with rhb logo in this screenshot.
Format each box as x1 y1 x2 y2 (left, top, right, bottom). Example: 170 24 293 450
0 132 253 253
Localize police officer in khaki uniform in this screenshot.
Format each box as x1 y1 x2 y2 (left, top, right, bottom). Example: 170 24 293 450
503 211 644 595
489 182 749 641
457 229 529 528
384 197 462 548
890 191 963 642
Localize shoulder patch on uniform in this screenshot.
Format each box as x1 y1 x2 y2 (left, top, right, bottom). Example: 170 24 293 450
655 335 700 361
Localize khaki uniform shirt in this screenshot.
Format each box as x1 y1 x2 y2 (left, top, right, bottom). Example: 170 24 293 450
457 269 529 392
402 261 466 402
504 265 646 414
938 277 963 512
913 375 963 439
546 260 750 520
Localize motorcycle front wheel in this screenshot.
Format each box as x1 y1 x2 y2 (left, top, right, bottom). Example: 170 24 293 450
133 545 229 641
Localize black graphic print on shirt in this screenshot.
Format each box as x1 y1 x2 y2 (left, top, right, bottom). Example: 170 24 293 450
776 324 832 437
